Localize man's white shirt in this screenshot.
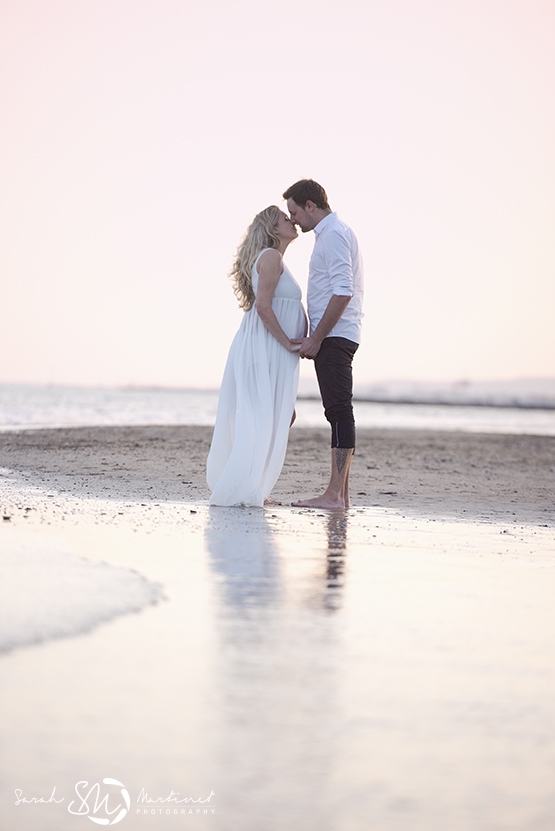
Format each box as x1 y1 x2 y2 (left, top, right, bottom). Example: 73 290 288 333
307 212 364 344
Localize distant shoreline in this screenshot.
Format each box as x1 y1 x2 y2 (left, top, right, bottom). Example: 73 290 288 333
2 383 555 436
3 379 555 412
300 395 555 411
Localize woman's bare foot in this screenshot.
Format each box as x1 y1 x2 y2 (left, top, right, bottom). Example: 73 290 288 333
264 498 282 506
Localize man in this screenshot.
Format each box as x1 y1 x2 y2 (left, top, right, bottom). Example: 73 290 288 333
283 179 364 510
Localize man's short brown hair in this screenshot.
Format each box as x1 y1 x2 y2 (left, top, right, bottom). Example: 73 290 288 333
282 179 331 211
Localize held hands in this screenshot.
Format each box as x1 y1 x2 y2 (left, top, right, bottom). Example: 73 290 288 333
290 336 322 360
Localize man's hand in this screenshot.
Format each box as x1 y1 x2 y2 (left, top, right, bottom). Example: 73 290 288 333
292 295 352 360
291 335 323 360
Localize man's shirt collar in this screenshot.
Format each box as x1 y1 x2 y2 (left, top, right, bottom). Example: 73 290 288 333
314 211 336 236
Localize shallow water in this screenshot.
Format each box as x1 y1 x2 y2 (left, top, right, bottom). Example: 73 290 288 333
2 499 555 830
2 383 555 435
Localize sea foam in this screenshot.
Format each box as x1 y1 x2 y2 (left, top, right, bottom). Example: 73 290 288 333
0 529 165 654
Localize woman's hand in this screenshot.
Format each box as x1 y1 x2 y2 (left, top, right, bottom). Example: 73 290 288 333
288 340 301 353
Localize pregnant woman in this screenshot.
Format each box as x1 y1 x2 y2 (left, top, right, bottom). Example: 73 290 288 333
207 205 307 506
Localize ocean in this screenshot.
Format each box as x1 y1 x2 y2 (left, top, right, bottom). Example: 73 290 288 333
1 382 555 436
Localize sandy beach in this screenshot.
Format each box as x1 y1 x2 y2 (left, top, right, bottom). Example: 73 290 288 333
1 426 555 831
0 425 553 524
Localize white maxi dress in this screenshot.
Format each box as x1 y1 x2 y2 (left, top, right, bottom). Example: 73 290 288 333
207 250 306 507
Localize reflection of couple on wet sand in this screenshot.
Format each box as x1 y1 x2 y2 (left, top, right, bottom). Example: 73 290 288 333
207 179 364 510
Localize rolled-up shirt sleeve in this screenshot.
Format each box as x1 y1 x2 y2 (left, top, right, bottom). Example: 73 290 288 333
307 212 363 343
323 229 354 296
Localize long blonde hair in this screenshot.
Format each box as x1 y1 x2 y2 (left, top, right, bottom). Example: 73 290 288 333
230 206 282 311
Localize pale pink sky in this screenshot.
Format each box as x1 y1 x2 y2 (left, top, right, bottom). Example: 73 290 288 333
1 0 554 387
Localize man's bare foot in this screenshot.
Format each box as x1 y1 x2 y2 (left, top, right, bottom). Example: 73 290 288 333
264 498 282 506
292 494 346 511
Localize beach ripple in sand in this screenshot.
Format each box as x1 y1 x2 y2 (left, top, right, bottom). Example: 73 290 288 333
0 528 165 654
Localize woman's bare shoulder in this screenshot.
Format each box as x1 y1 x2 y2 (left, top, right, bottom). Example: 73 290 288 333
257 248 283 269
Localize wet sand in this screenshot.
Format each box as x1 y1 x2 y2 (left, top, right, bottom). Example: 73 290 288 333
1 426 555 831
0 425 554 524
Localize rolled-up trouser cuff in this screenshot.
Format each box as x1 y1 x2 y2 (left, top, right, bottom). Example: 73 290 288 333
329 417 356 449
